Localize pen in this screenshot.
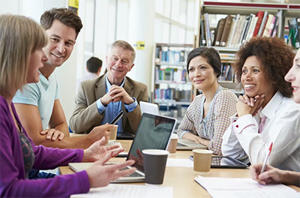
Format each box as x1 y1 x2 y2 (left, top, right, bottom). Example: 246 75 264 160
260 142 273 174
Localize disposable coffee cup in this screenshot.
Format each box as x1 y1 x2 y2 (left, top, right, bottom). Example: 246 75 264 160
167 133 178 153
142 149 169 184
193 149 213 172
109 125 118 140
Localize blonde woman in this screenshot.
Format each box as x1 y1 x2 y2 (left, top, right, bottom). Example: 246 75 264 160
0 14 135 197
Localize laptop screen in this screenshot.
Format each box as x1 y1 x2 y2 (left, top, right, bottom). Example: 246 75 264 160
127 113 176 172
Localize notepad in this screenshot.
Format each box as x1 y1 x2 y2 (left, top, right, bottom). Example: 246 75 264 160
194 176 299 198
71 184 173 198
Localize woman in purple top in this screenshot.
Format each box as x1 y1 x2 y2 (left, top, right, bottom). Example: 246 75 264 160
0 15 135 198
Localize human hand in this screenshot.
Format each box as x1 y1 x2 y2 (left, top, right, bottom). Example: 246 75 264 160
40 129 64 141
109 85 134 104
100 92 114 106
88 124 113 145
83 137 123 162
182 132 207 145
128 149 144 169
250 164 284 185
86 159 136 188
237 95 265 117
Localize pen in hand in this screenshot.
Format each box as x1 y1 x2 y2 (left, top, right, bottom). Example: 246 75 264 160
260 142 273 174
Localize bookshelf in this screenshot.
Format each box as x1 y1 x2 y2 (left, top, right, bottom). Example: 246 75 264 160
151 43 193 123
196 1 300 93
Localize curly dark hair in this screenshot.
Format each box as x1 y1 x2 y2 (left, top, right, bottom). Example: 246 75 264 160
40 8 83 38
234 37 295 97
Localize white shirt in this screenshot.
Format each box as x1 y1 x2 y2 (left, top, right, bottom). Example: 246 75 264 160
222 92 300 171
79 72 99 83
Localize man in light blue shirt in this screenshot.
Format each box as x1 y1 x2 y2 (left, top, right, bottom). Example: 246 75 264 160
13 8 112 149
70 40 148 137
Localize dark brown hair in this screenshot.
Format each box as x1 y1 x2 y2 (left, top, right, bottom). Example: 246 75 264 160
234 37 295 97
40 8 82 38
87 57 102 73
187 47 221 77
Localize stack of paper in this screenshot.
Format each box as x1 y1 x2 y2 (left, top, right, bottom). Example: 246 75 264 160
71 184 173 198
195 176 299 198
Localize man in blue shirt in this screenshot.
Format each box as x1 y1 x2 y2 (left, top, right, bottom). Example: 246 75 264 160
13 8 112 149
70 40 148 137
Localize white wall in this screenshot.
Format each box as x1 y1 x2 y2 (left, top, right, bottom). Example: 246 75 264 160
0 0 20 14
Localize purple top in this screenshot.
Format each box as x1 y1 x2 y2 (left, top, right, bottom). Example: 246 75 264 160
0 96 90 197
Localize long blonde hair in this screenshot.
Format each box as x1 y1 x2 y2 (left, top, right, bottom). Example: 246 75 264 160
0 15 48 98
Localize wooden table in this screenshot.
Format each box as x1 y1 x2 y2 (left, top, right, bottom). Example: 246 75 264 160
60 140 300 198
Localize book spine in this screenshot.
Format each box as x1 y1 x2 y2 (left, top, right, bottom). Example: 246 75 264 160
253 11 264 37
220 15 233 47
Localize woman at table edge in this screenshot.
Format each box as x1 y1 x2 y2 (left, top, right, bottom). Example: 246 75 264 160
0 14 135 197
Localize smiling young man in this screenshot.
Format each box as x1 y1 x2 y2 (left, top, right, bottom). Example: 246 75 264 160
70 40 148 137
13 8 111 150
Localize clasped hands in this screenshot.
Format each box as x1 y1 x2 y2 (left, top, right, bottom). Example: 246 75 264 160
236 94 265 117
101 85 134 105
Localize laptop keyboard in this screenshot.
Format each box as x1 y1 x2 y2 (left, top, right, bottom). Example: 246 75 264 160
121 167 143 177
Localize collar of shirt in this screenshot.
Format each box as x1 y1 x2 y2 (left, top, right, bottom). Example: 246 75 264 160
39 72 55 90
105 75 125 92
256 91 284 122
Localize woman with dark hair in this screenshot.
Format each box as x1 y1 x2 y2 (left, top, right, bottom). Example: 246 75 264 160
177 47 237 155
222 37 300 171
250 48 300 187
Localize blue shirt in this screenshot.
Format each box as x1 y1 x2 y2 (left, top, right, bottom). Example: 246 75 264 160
96 76 137 134
13 73 59 130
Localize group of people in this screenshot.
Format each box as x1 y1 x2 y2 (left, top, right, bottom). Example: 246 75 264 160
0 8 148 197
0 6 300 198
178 37 300 186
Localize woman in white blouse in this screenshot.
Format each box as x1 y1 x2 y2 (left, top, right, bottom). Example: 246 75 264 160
250 48 300 186
177 47 237 155
222 37 300 171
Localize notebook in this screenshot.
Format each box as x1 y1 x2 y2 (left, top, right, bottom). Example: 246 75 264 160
176 138 207 150
69 113 176 183
140 101 159 115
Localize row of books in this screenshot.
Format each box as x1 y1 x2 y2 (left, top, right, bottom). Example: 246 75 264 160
155 46 191 64
154 88 191 101
287 18 300 49
200 10 284 48
218 64 234 81
155 68 188 82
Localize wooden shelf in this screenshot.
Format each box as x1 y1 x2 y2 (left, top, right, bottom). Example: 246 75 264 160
202 1 300 16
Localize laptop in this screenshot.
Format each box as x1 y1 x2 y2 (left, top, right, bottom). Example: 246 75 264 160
176 138 207 150
140 101 159 115
69 113 177 183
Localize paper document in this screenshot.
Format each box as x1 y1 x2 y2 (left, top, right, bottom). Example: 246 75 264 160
195 176 299 198
166 158 193 167
71 184 173 198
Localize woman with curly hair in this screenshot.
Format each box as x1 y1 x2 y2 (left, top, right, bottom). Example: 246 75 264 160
250 49 300 186
222 37 300 172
